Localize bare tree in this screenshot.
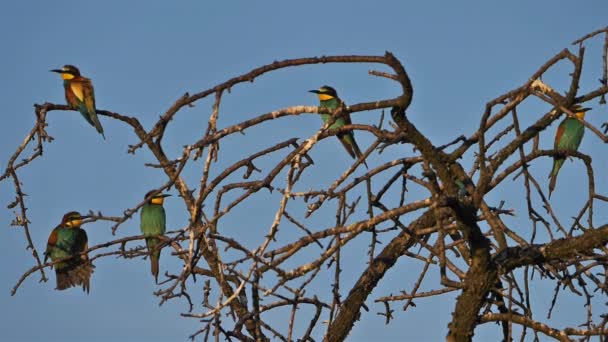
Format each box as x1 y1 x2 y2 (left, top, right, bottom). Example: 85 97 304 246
3 26 608 341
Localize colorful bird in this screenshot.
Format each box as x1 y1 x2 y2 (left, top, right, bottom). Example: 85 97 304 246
309 86 367 167
51 65 105 139
140 191 170 283
45 211 94 293
548 105 591 197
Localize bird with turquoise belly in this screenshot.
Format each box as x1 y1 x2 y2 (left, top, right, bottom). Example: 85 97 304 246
309 85 367 167
45 211 94 293
140 191 170 283
548 105 591 197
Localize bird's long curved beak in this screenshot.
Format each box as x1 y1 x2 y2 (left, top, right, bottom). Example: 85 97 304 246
160 194 172 198
581 107 592 112
50 69 63 73
309 90 320 94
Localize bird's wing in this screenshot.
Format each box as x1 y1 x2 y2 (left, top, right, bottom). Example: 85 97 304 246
75 229 89 255
45 227 59 262
338 99 352 125
343 113 353 125
337 133 357 159
556 119 585 150
554 119 567 149
69 81 85 102
82 78 96 116
64 83 80 108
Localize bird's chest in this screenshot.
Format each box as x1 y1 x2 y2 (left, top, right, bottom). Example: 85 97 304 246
559 119 585 144
320 114 346 128
53 229 80 255
141 205 166 234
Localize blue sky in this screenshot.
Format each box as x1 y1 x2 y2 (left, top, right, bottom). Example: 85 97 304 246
1 1 607 341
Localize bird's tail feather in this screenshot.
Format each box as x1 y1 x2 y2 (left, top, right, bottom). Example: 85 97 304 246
339 133 368 168
55 260 95 293
548 174 557 198
78 105 95 126
151 249 161 283
92 117 105 140
351 138 368 169
146 237 162 283
78 105 105 139
548 158 564 198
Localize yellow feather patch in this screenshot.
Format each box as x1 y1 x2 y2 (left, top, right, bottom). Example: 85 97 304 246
61 73 75 80
70 82 84 101
575 111 586 119
66 219 82 228
318 94 334 101
151 197 165 205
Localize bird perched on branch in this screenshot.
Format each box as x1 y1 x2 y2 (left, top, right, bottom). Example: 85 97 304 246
45 211 94 293
51 65 105 139
548 105 591 197
309 86 367 167
140 191 170 283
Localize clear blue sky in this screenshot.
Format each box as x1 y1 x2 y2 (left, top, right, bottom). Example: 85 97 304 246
1 1 607 341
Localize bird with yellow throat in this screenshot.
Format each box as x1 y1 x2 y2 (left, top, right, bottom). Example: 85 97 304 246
309 85 367 167
51 65 105 139
45 211 94 293
548 104 591 197
140 191 170 283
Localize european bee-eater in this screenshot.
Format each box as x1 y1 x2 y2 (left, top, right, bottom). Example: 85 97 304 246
51 65 105 139
45 211 94 293
548 105 591 197
140 191 170 283
309 86 367 167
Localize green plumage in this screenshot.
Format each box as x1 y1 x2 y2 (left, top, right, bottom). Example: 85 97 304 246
320 98 350 131
549 116 585 196
46 227 87 267
45 212 93 292
63 80 94 124
314 87 367 167
140 201 166 282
